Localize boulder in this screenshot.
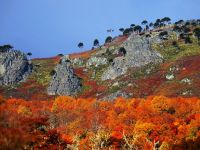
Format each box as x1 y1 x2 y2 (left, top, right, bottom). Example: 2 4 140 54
102 90 130 101
86 56 107 68
71 57 84 67
166 74 175 80
0 49 32 85
47 56 81 96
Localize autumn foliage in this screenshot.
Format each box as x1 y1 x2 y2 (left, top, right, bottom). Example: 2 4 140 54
0 95 200 149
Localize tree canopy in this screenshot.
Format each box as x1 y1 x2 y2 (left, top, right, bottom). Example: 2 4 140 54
78 42 84 48
105 36 113 43
93 39 99 47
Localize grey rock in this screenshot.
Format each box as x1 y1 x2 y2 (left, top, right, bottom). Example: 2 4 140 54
169 66 179 72
145 68 152 75
101 34 163 80
181 90 193 96
101 57 127 80
166 74 175 80
72 57 84 67
102 90 130 101
0 50 32 85
47 56 81 96
86 56 107 68
180 78 192 85
112 82 119 87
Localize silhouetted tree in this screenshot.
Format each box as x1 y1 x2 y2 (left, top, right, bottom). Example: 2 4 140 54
156 19 161 25
118 47 127 56
194 28 200 44
0 44 13 52
161 17 171 25
107 29 114 35
119 28 125 32
172 41 180 49
194 28 200 39
93 39 99 47
105 36 112 43
146 34 151 38
154 19 161 29
27 52 32 59
27 52 32 56
145 25 149 31
180 33 186 40
185 36 192 44
78 42 84 49
197 19 200 25
175 20 184 25
142 20 148 25
50 70 56 76
185 22 191 26
149 22 154 28
154 22 159 29
183 27 191 34
173 25 182 32
134 25 142 33
123 28 132 35
57 54 64 57
191 22 197 26
172 41 177 46
130 24 135 28
159 31 168 40
141 20 148 31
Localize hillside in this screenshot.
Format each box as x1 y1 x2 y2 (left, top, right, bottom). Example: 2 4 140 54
0 18 200 149
0 20 200 101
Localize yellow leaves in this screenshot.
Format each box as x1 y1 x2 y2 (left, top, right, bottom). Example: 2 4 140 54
159 141 171 150
151 96 170 112
51 96 75 112
17 105 32 116
67 120 82 132
134 121 156 136
90 129 111 149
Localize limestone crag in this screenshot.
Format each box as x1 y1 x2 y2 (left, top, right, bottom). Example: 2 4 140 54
102 90 131 101
86 56 107 68
47 56 82 96
101 34 163 80
0 50 32 85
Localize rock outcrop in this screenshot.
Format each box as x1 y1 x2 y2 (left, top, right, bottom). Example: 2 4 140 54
86 56 107 68
101 34 163 80
102 90 131 101
72 57 84 67
0 49 32 85
47 55 82 96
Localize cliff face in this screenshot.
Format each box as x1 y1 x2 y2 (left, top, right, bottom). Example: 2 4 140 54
47 56 82 96
0 50 32 85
